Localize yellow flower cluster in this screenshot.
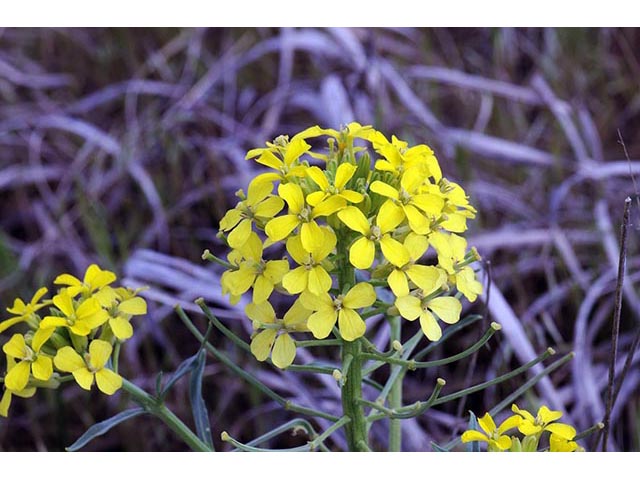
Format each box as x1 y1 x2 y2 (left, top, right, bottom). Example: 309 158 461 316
218 123 482 369
461 404 581 452
0 265 147 416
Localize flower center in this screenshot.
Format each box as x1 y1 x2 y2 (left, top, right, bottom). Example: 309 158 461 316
399 189 412 205
369 225 382 242
297 207 312 223
333 295 344 311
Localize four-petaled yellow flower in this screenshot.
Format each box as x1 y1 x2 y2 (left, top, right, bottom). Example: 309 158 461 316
219 178 284 249
306 163 364 207
337 203 407 270
387 233 443 297
102 287 148 340
282 229 336 295
0 356 37 417
2 333 53 391
54 264 117 299
395 284 462 341
54 340 122 395
221 232 289 304
511 404 577 441
300 283 376 341
370 168 444 235
0 287 49 334
461 412 522 451
265 182 345 253
246 299 310 369
40 291 108 337
370 131 442 181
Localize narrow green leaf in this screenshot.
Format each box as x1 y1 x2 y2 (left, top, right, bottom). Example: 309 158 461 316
189 349 214 449
161 353 198 397
67 408 145 451
466 411 480 452
431 441 450 452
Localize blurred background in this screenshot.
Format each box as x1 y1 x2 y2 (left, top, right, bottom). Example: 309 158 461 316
0 27 639 451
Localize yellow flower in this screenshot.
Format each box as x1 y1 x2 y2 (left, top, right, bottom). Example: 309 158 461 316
54 264 117 299
2 333 53 391
439 180 476 233
511 404 577 441
461 412 522 451
246 136 313 186
265 182 345 253
549 433 579 452
387 233 445 297
429 231 483 302
54 340 122 395
221 232 289 304
282 229 336 295
394 287 462 341
370 131 442 182
300 283 376 341
337 203 407 270
39 291 108 337
219 177 284 249
0 287 49 334
370 168 444 235
102 287 148 340
246 299 310 369
306 163 364 206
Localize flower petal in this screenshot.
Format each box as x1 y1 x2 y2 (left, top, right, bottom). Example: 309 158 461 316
89 340 113 370
343 283 376 309
118 297 147 316
53 292 75 317
307 308 337 339
299 291 333 311
250 329 277 361
110 316 134 340
406 265 444 294
2 334 26 359
219 208 242 231
31 355 53 381
272 333 296 369
394 295 422 320
278 182 305 214
32 327 55 353
54 346 85 373
282 267 309 295
245 301 276 325
227 218 253 249
252 275 274 304
538 405 563 425
497 415 523 435
301 221 324 253
4 360 31 391
478 412 497 436
545 423 576 440
370 181 399 200
308 266 333 295
379 235 410 268
338 308 366 342
461 430 489 444
388 269 410 297
419 310 442 341
306 166 330 191
265 215 300 242
254 196 285 219
376 200 405 233
349 237 375 270
428 297 462 325
337 207 370 235
95 368 122 395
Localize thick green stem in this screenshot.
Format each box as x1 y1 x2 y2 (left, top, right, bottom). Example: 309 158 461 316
338 232 369 452
388 316 402 451
341 340 368 451
121 378 212 452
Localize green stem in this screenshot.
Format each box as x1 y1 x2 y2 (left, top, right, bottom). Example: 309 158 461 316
121 378 211 452
388 316 402 452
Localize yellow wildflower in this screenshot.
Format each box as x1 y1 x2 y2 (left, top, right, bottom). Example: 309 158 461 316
0 287 49 334
511 404 577 441
461 412 522 451
549 433 579 452
219 178 284 249
370 131 442 182
54 340 122 395
265 182 345 253
0 356 37 417
40 291 108 337
282 229 336 295
395 287 462 341
246 136 312 186
246 299 310 369
54 264 117 300
220 232 289 304
300 283 376 341
2 333 53 391
337 203 407 270
306 163 364 206
387 233 445 297
101 287 148 340
370 168 444 235
439 180 476 233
